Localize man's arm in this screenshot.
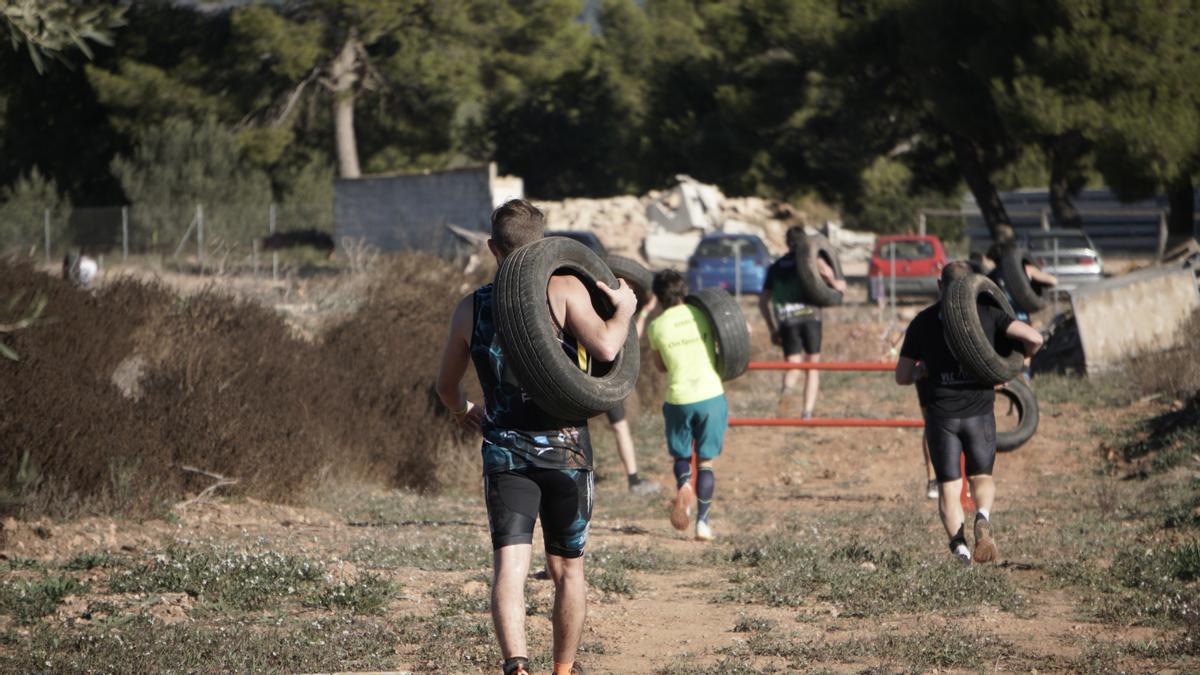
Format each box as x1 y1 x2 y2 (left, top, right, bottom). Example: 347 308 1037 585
550 275 637 362
435 294 484 433
757 290 778 342
1026 264 1057 287
634 294 658 336
817 257 849 292
1005 319 1044 356
895 356 925 385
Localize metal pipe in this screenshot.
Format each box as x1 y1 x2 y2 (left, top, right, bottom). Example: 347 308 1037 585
730 417 923 428
747 360 897 371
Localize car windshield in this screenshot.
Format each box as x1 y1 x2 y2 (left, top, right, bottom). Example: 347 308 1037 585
1028 235 1090 251
695 238 756 257
878 240 933 260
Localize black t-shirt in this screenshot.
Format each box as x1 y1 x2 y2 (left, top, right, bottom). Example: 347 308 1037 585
899 302 1014 418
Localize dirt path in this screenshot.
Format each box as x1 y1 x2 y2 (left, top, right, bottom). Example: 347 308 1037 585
1 375 1192 673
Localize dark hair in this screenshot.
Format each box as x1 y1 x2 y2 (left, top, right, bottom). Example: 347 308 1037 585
785 225 807 251
652 269 688 307
940 260 974 286
490 199 545 255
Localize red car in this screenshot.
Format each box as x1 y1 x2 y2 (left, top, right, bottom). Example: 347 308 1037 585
868 234 948 302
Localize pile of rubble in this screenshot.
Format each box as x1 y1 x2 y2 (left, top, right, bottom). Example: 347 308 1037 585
537 176 875 274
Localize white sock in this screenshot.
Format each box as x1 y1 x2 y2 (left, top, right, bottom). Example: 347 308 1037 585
954 543 971 558
977 508 990 521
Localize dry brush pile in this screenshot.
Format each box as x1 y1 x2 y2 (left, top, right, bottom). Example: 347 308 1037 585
0 255 484 518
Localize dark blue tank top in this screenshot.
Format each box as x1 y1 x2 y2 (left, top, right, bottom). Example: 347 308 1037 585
470 283 592 473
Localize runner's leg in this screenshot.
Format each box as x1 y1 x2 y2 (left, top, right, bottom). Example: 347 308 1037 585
493 544 533 660
538 469 593 673
783 352 804 392
610 418 638 478
802 352 820 417
546 554 586 672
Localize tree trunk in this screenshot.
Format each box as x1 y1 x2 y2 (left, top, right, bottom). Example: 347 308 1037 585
1047 131 1088 230
1167 173 1195 245
950 133 1014 243
329 33 362 179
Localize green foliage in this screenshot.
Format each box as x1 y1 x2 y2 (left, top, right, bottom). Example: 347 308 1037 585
112 116 273 249
305 574 395 614
2 1 126 73
0 574 84 624
0 167 70 255
725 538 1024 616
107 545 324 611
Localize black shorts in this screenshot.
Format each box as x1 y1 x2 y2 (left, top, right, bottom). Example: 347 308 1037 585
604 402 626 425
925 413 996 482
780 319 822 356
484 467 593 558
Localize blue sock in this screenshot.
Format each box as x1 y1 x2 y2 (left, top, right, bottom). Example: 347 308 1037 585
673 458 692 489
696 467 715 523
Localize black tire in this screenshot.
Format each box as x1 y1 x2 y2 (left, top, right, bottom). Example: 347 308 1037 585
995 378 1039 452
943 274 1024 385
999 246 1048 313
494 237 640 420
605 255 653 310
685 288 750 381
793 234 844 307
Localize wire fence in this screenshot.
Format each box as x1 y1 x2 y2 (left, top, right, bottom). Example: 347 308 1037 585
0 202 335 277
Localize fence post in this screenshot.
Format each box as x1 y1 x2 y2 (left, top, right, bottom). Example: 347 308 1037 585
252 239 260 277
733 240 742 297
43 208 51 264
269 203 278 282
918 211 926 236
1040 209 1051 231
1158 210 1169 261
197 203 205 274
121 206 129 262
889 241 896 320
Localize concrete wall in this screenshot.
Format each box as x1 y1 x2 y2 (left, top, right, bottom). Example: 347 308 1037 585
334 163 500 256
1070 267 1199 373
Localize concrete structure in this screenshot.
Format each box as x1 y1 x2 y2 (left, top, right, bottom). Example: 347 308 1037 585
1070 266 1199 373
334 163 522 256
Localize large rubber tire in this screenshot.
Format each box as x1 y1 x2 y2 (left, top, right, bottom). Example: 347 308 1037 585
999 246 1048 313
995 378 1039 452
605 255 653 310
685 288 750 381
494 237 640 420
793 234 844 307
943 274 1024 385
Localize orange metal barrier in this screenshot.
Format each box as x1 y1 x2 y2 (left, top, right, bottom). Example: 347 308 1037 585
730 360 974 509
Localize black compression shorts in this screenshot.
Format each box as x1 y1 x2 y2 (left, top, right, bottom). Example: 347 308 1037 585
484 467 593 558
925 413 996 482
780 319 822 356
605 402 626 425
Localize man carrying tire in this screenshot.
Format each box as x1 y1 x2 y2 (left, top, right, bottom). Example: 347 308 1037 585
894 261 1043 564
435 199 637 675
986 243 1057 380
758 226 847 419
647 270 728 542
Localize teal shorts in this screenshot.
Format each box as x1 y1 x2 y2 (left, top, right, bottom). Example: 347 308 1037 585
663 394 728 461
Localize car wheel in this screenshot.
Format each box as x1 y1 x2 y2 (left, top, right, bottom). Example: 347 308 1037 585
995 378 1039 451
605 255 653 311
794 235 844 307
685 288 750 381
942 274 1024 385
999 245 1048 313
494 237 640 420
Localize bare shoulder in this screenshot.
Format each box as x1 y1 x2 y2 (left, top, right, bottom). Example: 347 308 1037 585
547 273 587 301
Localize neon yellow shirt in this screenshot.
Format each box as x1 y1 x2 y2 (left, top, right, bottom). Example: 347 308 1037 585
648 304 724 405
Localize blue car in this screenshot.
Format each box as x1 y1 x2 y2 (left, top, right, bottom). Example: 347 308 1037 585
686 234 769 295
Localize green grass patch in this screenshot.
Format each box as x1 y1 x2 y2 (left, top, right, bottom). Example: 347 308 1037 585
106 545 323 611
305 573 395 614
0 615 397 673
724 538 1023 617
0 575 84 624
348 537 490 572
